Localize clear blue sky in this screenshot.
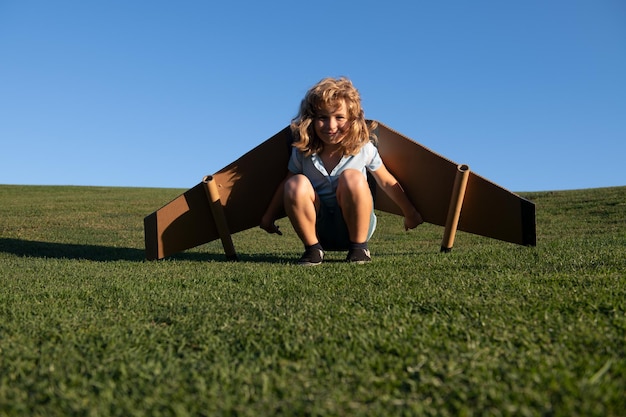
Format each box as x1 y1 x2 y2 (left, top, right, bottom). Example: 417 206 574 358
1 0 625 192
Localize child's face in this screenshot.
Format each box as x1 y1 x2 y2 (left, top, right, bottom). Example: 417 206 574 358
314 101 349 147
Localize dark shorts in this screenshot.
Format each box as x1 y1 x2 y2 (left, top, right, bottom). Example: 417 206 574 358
316 198 377 251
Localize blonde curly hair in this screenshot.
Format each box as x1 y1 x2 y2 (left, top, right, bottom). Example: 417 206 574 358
291 77 377 156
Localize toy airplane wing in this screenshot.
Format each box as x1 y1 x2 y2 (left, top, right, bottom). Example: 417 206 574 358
144 122 536 260
372 122 536 250
143 127 292 260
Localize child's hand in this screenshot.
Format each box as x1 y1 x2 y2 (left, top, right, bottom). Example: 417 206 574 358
404 208 424 231
260 216 283 235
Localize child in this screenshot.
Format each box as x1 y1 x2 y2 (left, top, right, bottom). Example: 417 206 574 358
261 77 423 265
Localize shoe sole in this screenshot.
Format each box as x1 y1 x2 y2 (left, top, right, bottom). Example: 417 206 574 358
298 261 323 266
347 259 371 264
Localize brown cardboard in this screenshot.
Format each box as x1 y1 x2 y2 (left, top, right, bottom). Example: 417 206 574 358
372 123 536 247
203 176 237 260
144 127 291 260
144 122 536 260
441 164 470 251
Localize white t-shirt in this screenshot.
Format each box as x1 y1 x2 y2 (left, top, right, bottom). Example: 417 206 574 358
288 141 383 202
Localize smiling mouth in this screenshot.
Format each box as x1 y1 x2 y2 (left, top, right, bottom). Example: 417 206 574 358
319 130 344 143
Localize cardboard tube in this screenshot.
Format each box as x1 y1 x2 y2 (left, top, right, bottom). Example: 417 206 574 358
441 164 470 252
203 175 238 260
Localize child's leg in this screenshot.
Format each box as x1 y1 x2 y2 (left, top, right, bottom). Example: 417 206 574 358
284 174 319 246
336 169 373 244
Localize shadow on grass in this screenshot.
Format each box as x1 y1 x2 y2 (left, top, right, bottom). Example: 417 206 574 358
0 238 292 263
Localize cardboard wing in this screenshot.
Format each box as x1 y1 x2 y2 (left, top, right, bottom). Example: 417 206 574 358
144 122 536 260
144 127 292 260
373 123 536 250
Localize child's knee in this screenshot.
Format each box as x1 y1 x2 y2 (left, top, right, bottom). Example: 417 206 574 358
338 170 368 193
284 174 314 200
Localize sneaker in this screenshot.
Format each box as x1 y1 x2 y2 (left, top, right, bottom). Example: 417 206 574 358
298 247 324 266
346 248 371 264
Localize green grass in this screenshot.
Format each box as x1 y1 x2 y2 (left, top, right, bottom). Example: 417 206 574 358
0 184 624 416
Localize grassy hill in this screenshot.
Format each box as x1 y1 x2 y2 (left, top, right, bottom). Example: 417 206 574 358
0 184 624 416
